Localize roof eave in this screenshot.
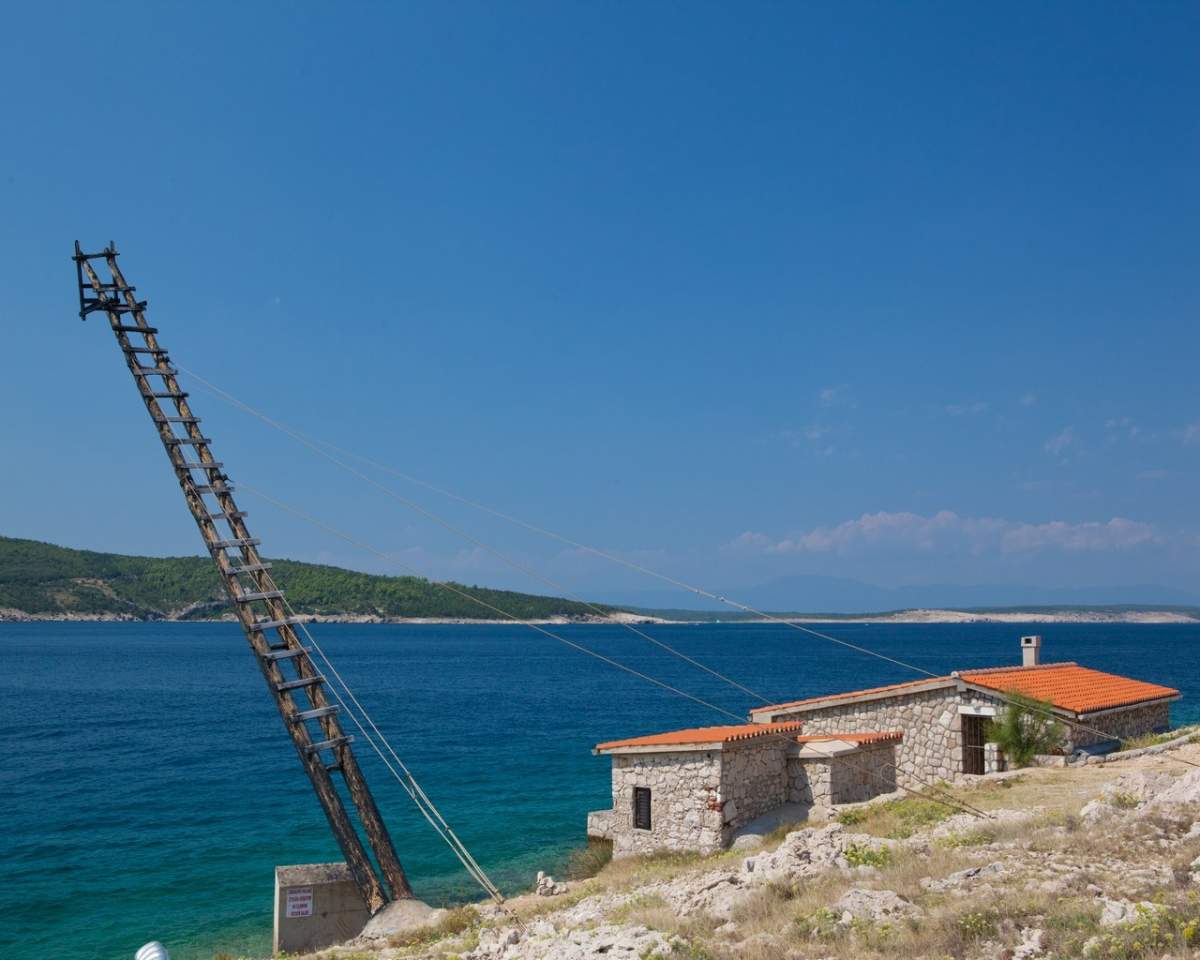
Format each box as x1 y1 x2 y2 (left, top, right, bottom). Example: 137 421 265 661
594 741 727 756
1076 693 1181 719
749 677 955 719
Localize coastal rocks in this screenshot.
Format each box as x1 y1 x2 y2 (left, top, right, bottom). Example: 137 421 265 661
1012 927 1046 959
468 923 674 959
741 823 888 884
474 926 522 955
648 869 749 921
831 887 922 923
534 871 567 896
1097 897 1161 927
920 861 1007 893
924 807 1037 843
1079 798 1115 824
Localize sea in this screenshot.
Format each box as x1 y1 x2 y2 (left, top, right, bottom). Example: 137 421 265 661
2 620 1197 960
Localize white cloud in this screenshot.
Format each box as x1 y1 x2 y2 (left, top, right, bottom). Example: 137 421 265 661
730 510 1159 557
1043 426 1076 457
1105 416 1140 439
781 424 835 456
818 385 852 409
945 401 989 417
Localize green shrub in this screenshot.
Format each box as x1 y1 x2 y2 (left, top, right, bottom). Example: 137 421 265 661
985 693 1066 767
1083 904 1197 959
844 841 893 867
939 828 996 848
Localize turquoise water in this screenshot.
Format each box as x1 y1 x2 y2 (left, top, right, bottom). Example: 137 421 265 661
2 621 1197 959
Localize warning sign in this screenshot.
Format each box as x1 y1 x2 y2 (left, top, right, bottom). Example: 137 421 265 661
286 887 314 918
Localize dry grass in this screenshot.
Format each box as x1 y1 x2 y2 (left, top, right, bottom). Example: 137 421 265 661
1120 725 1200 752
387 905 480 949
566 838 612 880
836 794 956 839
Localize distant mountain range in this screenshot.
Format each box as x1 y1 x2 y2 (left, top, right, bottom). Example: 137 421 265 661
597 573 1200 615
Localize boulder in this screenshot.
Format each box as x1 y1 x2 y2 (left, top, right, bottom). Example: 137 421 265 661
741 823 889 884
831 888 922 923
535 871 567 897
1013 927 1046 960
1097 897 1159 927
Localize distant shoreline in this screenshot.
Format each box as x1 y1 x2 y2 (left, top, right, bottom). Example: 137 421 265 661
2 607 1196 625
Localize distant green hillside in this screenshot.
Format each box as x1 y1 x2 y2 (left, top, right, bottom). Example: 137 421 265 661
0 536 618 621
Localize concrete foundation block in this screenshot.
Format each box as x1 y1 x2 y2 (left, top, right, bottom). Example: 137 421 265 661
274 862 371 955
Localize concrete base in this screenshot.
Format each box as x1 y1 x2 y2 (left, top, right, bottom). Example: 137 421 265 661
273 863 371 955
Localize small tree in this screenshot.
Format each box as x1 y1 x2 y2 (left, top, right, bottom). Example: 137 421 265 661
985 693 1066 767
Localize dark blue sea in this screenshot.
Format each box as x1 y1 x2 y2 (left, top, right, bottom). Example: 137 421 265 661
2 621 1197 960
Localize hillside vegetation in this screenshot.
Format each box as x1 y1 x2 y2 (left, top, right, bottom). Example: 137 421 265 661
0 536 617 621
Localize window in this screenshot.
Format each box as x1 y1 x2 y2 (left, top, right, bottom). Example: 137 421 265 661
633 787 651 830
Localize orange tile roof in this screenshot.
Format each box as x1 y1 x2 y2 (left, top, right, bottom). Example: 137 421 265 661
959 663 1180 714
796 730 904 745
595 721 805 752
753 676 953 714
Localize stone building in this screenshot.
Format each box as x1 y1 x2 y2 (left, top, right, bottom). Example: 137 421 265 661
749 636 1179 786
590 722 902 856
589 636 1178 856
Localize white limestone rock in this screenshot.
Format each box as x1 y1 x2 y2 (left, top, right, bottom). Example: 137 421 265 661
920 861 1007 892
534 871 567 897
1097 897 1160 927
649 869 748 921
741 823 888 884
1013 927 1046 960
831 887 922 923
1079 798 1114 824
469 923 672 960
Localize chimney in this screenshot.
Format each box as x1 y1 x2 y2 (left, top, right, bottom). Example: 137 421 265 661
1020 634 1042 667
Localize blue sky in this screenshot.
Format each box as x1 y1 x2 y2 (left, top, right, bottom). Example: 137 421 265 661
2 3 1198 606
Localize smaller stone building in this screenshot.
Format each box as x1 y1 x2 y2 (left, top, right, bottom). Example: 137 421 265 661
590 722 902 856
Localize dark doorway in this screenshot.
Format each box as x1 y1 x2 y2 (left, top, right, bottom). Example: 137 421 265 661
962 715 987 775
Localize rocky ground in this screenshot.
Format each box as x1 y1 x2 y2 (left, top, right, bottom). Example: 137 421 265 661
293 739 1200 960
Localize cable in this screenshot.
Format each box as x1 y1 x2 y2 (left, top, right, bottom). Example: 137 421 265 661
177 367 1184 765
177 364 780 706
239 482 994 821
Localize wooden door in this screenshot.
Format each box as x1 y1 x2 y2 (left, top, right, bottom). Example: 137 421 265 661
962 715 986 775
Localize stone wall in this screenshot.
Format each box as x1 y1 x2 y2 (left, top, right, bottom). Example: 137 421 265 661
787 742 898 806
787 756 828 806
718 739 788 838
829 740 898 803
766 686 1005 786
607 750 726 857
1068 701 1172 752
